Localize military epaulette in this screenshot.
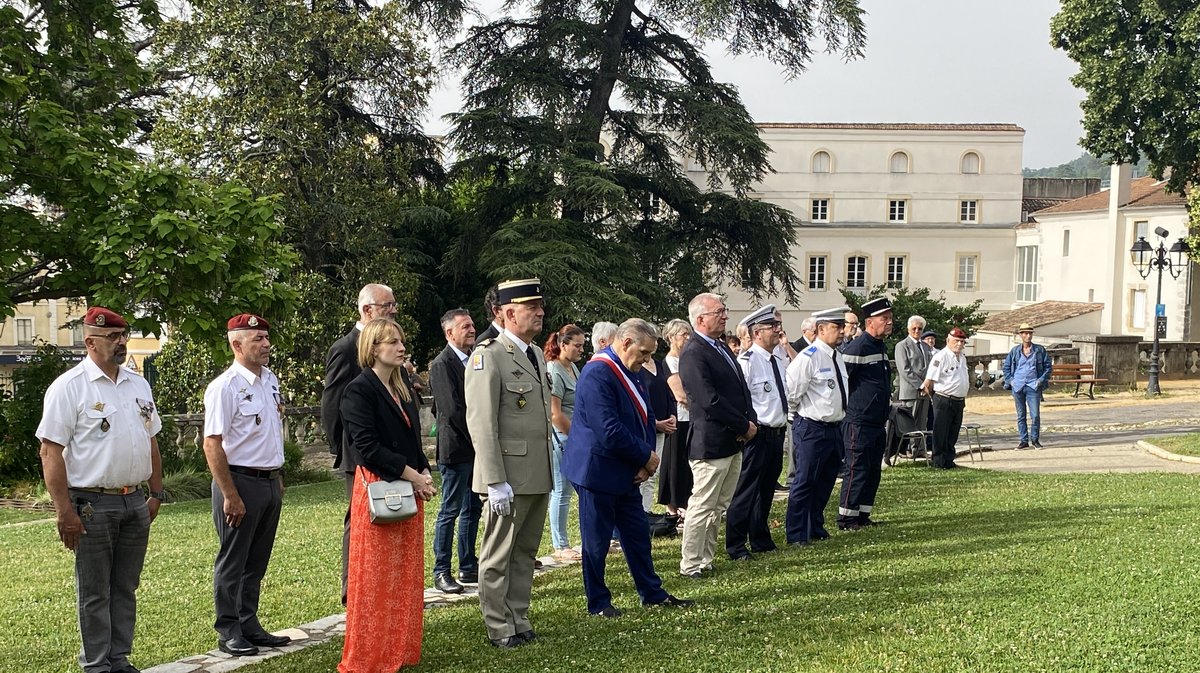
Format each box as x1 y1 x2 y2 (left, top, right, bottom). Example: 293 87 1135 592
474 339 494 349
803 345 818 356
737 350 751 360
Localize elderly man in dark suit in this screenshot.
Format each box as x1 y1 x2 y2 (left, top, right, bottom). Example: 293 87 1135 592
320 282 400 604
428 308 482 595
677 292 757 579
562 318 692 617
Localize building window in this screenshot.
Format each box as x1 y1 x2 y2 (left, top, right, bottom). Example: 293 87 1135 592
1133 220 1149 243
888 199 907 223
812 151 832 173
846 255 868 291
1016 246 1038 302
15 318 33 346
1131 289 1147 330
807 255 828 291
889 151 910 173
956 254 979 291
1063 230 1071 256
960 200 978 223
961 152 981 174
887 255 907 288
811 198 829 223
71 323 84 346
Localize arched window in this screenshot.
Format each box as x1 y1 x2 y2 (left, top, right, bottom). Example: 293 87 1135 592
961 151 981 174
889 151 910 173
812 151 832 173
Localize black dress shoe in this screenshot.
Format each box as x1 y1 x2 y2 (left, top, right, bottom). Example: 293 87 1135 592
859 517 881 527
435 573 464 594
458 570 478 584
218 637 259 657
112 665 141 673
729 552 753 562
1032 440 1043 449
1015 442 1030 450
751 543 778 553
516 629 538 642
644 594 694 608
591 605 623 618
245 632 291 647
838 522 863 531
534 559 543 570
680 570 704 580
490 635 523 649
813 531 830 541
788 540 811 547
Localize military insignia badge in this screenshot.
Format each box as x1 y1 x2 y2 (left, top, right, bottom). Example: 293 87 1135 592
91 402 105 412
248 315 259 327
472 352 484 370
827 380 836 389
764 382 772 393
96 314 106 327
517 394 527 409
100 418 111 432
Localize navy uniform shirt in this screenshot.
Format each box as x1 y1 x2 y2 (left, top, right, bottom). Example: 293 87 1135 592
840 331 892 426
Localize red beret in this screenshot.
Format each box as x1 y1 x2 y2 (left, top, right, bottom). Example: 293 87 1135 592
83 307 127 329
227 314 270 332
949 327 968 339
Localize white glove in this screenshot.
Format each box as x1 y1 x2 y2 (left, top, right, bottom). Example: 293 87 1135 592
488 482 514 517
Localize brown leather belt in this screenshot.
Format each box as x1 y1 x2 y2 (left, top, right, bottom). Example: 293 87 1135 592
71 485 140 495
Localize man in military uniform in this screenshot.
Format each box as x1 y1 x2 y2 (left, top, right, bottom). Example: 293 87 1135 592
837 297 894 531
784 307 848 545
37 307 165 673
465 279 554 648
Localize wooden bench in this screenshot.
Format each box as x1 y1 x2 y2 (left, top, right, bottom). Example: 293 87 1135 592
1050 363 1109 400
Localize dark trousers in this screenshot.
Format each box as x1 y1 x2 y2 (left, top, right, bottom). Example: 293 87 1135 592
931 394 965 468
575 484 668 613
785 419 842 544
725 425 785 556
838 422 886 524
212 472 282 640
432 461 482 577
70 490 150 673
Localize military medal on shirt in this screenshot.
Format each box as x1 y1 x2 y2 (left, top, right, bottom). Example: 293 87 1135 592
93 401 110 432
136 398 155 431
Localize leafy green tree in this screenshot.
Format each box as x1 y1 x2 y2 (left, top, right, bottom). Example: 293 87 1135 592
840 285 987 354
0 343 71 483
437 0 867 325
1051 2 1199 194
0 2 297 338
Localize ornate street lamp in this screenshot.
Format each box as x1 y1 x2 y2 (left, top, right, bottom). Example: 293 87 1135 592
1129 228 1190 395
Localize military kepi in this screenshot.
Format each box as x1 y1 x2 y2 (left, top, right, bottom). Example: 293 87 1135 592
83 307 128 329
739 304 779 328
496 278 543 304
861 297 893 317
812 306 850 325
227 313 270 332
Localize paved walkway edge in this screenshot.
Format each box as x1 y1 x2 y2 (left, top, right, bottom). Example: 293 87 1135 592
1138 440 1200 464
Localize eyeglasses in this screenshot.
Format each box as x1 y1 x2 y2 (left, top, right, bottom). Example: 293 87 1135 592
93 331 130 344
701 308 729 317
369 302 398 310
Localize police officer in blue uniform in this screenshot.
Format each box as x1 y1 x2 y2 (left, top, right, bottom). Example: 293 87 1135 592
783 307 849 545
837 297 894 530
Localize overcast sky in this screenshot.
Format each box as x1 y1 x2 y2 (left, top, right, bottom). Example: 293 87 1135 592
424 0 1087 170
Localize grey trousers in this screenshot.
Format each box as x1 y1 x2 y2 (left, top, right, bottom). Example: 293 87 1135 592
71 490 150 673
212 472 282 640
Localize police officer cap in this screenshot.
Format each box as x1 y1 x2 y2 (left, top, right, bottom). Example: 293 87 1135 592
496 278 543 305
227 313 270 332
949 327 968 339
812 306 850 325
738 304 779 328
861 297 893 317
83 307 128 329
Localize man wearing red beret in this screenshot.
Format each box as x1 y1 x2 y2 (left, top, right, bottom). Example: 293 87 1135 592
37 307 165 673
201 314 290 657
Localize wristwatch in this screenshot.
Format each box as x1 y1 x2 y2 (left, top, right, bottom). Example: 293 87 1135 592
148 490 168 501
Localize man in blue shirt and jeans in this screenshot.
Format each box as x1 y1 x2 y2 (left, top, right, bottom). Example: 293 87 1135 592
1002 323 1053 449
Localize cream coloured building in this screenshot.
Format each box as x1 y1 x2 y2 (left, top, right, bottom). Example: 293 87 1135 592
699 123 1026 334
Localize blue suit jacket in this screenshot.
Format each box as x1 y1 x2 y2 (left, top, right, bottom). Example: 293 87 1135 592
561 349 656 495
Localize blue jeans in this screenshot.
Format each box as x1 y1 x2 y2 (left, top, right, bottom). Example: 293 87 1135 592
550 432 575 549
1013 386 1042 443
433 461 481 576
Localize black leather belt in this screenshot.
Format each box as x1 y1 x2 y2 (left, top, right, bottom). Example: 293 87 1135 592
935 392 965 402
800 418 841 427
230 465 283 479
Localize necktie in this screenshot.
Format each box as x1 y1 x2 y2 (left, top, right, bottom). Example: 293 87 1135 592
714 339 737 371
831 351 848 411
769 354 788 412
526 346 539 375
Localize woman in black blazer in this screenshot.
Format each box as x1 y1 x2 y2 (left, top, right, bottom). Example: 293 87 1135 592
338 318 435 673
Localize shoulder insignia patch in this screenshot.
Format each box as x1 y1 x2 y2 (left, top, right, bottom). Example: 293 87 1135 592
803 345 817 356
472 352 485 370
475 338 494 349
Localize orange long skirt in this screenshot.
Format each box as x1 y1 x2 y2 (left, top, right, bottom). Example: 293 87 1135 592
338 468 424 673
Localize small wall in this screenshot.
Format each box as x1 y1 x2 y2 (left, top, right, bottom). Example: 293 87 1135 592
1137 342 1200 379
1072 335 1141 387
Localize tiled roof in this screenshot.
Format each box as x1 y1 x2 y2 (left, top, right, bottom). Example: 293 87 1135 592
1034 177 1186 215
757 123 1025 132
980 301 1105 333
1023 198 1065 213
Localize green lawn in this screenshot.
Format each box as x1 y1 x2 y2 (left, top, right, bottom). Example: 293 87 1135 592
1147 432 1200 457
11 468 1200 672
0 507 53 525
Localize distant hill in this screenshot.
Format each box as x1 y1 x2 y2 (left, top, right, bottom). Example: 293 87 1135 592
1024 153 1149 179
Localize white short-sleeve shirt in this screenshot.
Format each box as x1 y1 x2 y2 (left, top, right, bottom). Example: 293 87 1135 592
35 357 161 488
926 348 971 398
203 361 285 469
